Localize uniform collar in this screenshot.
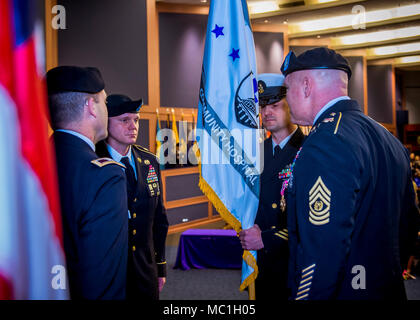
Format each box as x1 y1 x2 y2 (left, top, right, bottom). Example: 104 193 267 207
313 98 361 127
106 143 133 164
272 127 298 155
55 129 95 151
313 96 350 125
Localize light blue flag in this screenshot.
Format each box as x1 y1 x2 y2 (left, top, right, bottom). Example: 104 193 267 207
197 0 262 292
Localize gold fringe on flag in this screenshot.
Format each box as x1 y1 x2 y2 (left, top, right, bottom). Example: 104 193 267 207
198 162 258 292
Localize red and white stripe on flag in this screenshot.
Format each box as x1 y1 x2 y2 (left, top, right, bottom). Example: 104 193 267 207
0 0 68 299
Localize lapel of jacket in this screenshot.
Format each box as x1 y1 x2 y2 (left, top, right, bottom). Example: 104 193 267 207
132 147 148 198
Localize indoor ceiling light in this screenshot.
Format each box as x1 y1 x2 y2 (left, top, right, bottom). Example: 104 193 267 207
368 42 420 58
395 55 420 65
315 0 338 3
248 1 278 15
331 26 420 47
290 3 420 35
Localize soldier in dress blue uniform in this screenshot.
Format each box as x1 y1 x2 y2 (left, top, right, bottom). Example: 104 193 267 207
46 66 128 299
238 74 304 300
96 94 169 300
280 47 419 299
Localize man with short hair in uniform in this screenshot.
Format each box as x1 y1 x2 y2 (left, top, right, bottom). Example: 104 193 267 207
239 73 304 300
96 94 169 300
47 66 128 299
281 47 419 300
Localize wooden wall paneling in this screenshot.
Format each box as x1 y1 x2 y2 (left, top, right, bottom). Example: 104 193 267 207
363 56 368 115
391 65 397 128
44 0 58 71
161 166 215 227
146 0 160 110
165 196 209 210
157 2 209 15
138 112 156 154
160 167 199 206
168 216 222 234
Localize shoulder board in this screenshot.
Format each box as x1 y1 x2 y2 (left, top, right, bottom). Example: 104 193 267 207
133 145 157 158
91 157 126 168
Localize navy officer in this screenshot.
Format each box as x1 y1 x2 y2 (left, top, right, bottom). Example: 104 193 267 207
47 66 128 299
96 94 169 300
281 47 419 299
238 73 304 300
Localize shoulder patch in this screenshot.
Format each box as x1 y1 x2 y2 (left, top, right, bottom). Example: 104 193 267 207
91 157 126 168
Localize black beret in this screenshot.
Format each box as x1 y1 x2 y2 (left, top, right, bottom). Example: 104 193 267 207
281 47 352 80
257 73 287 107
46 66 105 95
106 94 143 117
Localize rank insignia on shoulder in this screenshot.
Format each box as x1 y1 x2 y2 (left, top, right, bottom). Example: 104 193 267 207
308 176 331 226
91 158 126 168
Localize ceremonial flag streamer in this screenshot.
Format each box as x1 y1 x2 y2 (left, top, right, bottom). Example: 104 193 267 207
197 0 261 291
0 0 68 299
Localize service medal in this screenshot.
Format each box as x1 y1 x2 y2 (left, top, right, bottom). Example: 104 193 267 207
280 195 286 212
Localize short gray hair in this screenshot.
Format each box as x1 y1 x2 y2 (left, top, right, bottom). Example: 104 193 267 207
48 92 98 130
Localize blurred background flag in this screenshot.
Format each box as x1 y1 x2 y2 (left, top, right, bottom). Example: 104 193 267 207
197 0 261 296
155 109 165 170
0 0 68 299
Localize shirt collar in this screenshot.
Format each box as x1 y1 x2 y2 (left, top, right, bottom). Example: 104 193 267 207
313 96 350 125
272 127 298 155
55 129 95 151
106 143 133 164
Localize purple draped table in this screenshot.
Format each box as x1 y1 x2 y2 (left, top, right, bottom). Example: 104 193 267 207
174 229 243 270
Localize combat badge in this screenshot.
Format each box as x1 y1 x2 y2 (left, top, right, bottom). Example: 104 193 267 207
308 176 331 225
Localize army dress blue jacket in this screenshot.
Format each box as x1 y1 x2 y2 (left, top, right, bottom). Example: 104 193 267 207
286 99 418 300
96 143 169 300
53 131 128 300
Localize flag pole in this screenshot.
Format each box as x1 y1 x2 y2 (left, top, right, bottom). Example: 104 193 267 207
248 282 256 300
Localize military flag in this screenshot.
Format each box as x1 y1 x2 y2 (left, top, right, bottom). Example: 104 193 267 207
197 0 261 293
0 0 68 299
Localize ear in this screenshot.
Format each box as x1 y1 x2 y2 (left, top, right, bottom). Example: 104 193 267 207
303 76 312 98
85 97 97 118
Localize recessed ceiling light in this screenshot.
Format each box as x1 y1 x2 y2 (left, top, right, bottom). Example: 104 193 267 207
290 3 420 35
368 42 420 57
396 55 420 65
248 1 278 15
331 26 420 48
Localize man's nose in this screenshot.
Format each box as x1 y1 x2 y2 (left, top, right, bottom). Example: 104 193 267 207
128 120 137 129
263 108 271 117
